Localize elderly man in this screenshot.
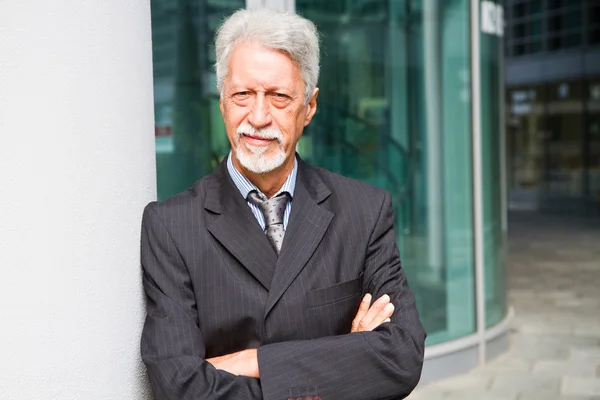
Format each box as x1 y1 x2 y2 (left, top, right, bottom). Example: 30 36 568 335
140 8 425 400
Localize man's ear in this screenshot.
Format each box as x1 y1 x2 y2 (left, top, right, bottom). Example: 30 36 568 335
304 87 319 126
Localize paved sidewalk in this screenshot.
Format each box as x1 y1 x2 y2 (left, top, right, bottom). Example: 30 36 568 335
408 212 600 400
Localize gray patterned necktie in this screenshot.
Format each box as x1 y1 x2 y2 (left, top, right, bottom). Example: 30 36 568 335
247 190 290 254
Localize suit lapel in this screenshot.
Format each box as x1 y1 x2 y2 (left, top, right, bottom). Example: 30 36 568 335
264 160 333 317
205 161 277 290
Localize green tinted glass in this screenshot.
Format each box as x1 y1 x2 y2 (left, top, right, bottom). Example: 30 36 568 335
151 0 244 200
481 17 507 328
296 0 476 344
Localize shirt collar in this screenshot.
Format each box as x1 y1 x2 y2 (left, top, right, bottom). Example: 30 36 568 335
226 152 297 200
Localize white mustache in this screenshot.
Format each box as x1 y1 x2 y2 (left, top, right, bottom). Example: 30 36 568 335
236 124 283 142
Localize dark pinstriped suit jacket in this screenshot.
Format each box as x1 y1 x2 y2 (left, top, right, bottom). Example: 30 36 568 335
140 156 426 400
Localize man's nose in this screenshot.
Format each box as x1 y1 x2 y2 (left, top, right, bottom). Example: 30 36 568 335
248 93 272 128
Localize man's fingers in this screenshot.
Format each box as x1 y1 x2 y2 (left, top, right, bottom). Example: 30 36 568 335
358 294 390 330
368 303 394 330
351 293 372 332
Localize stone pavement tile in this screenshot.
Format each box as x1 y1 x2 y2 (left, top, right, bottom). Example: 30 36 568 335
532 359 598 377
405 390 444 400
555 298 600 308
538 290 579 300
490 373 560 397
573 261 600 272
510 290 538 298
570 345 600 361
442 389 517 400
572 307 600 319
544 314 599 327
507 335 571 361
561 376 600 396
518 322 574 335
424 373 493 392
485 356 532 373
574 325 600 338
519 395 600 400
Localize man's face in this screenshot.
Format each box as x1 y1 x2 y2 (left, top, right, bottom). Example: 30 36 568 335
220 42 318 174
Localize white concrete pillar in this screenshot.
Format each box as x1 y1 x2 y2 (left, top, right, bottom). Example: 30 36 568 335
0 1 155 398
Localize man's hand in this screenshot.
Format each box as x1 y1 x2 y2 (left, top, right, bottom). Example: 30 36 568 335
350 293 394 333
206 349 260 378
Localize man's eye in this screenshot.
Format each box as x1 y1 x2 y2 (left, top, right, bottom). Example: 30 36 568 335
272 93 289 100
233 92 250 98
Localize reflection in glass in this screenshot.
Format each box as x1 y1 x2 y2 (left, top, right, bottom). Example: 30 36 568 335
506 78 598 213
481 26 507 328
296 0 476 344
586 79 600 201
150 0 507 346
151 0 244 200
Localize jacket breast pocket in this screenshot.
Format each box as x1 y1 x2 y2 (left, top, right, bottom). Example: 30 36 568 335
307 273 364 309
306 274 363 337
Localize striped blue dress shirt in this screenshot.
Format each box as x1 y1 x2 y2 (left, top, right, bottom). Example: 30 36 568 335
226 152 297 231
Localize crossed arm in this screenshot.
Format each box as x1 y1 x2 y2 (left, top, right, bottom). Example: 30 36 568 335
205 293 396 378
141 193 425 400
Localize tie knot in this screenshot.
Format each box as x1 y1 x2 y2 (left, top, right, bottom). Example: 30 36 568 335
247 191 290 227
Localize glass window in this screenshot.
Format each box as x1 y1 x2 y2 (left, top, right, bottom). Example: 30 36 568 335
590 4 600 26
529 19 543 36
296 0 475 345
591 28 600 45
526 40 543 54
548 35 562 50
564 32 582 48
506 84 547 201
548 0 564 10
549 15 562 33
586 79 600 200
513 3 525 18
151 0 245 201
564 9 582 30
481 23 507 328
544 80 584 200
529 0 543 15
513 23 525 39
150 0 507 344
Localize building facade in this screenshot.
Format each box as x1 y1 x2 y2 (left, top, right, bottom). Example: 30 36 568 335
505 0 600 213
151 0 509 380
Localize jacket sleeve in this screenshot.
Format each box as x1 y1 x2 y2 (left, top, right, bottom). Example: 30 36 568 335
140 203 263 400
257 192 426 400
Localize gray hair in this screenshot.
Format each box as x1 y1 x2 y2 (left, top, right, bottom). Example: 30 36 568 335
214 8 320 104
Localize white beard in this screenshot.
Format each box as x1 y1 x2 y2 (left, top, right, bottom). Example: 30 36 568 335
234 124 287 174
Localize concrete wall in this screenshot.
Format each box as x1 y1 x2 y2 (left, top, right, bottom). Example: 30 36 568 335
0 1 155 398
